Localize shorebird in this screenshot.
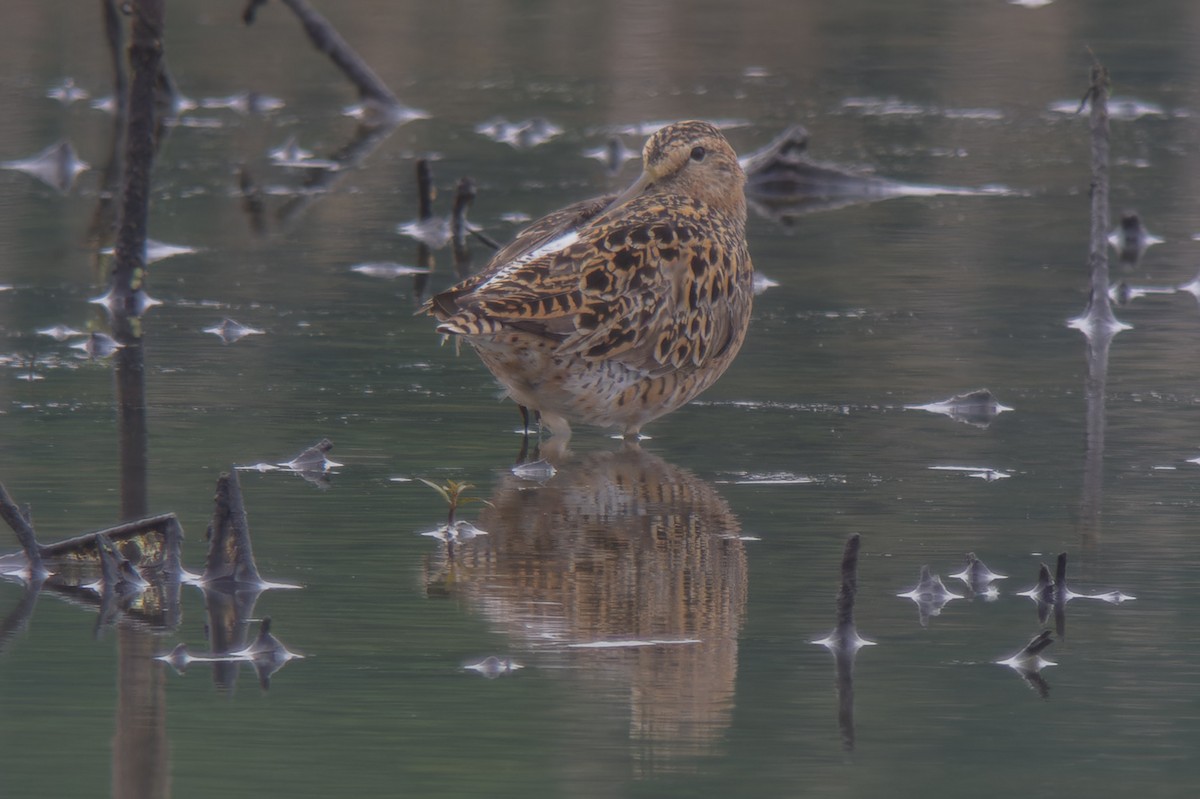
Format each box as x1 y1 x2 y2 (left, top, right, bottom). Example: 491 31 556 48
427 120 754 445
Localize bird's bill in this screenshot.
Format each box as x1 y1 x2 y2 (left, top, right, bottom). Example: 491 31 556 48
601 170 653 215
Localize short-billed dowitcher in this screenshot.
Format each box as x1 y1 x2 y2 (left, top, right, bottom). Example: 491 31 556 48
428 120 753 443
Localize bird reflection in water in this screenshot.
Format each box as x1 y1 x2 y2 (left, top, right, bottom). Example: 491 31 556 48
423 444 747 775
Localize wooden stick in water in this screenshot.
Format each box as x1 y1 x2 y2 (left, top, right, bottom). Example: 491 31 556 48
1084 56 1115 327
246 0 399 108
836 533 860 630
109 0 165 316
0 483 45 577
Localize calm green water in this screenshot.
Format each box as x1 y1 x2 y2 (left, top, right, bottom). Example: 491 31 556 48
3 1 1200 797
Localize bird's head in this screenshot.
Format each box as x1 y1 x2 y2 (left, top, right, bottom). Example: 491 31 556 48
606 120 746 219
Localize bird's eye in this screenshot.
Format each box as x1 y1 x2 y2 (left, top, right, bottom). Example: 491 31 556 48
690 146 707 162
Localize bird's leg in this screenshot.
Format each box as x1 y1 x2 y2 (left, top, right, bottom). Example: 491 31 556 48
530 409 547 462
514 405 532 464
513 404 542 464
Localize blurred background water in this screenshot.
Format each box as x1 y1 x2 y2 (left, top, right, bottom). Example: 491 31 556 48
2 1 1200 797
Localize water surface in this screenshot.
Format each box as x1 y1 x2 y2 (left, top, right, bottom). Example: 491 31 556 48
3 1 1200 797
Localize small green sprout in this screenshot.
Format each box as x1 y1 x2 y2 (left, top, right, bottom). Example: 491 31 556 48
418 478 493 526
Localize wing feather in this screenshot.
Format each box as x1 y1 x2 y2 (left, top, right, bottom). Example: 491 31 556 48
428 194 613 319
436 194 752 378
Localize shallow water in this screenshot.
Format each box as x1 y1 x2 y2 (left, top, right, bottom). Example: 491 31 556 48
3 1 1200 797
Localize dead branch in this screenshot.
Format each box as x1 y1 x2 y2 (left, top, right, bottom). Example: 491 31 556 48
835 533 860 629
0 483 45 576
102 0 128 103
245 0 398 108
109 0 165 315
1085 57 1114 324
203 471 263 585
417 159 435 221
40 513 182 568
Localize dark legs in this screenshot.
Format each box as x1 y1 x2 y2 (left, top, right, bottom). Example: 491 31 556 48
516 404 542 464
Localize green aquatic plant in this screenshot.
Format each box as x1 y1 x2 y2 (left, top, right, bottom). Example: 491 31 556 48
417 478 492 527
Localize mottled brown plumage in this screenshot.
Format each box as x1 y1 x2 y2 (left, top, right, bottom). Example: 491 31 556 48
427 120 753 441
